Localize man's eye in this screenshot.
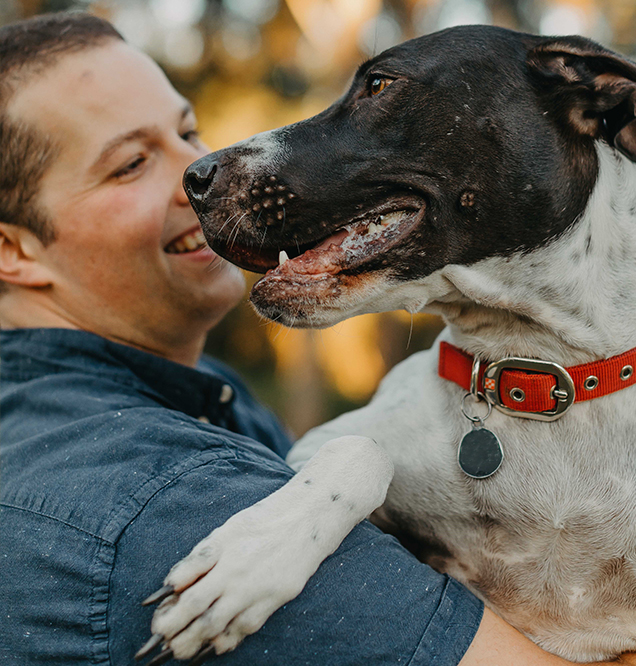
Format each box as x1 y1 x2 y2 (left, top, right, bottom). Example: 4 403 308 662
181 129 200 143
114 156 146 178
369 77 394 96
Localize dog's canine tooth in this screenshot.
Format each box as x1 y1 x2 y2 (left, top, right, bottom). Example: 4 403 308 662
279 250 289 265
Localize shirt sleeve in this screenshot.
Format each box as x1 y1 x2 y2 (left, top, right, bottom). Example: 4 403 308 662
107 453 483 666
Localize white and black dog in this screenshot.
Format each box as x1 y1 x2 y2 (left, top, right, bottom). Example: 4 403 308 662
138 26 636 664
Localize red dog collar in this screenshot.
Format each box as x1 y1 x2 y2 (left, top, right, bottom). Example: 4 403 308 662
438 341 636 421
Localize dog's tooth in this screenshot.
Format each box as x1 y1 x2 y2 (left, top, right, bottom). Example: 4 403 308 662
174 240 186 253
279 250 289 265
382 211 405 226
194 230 206 244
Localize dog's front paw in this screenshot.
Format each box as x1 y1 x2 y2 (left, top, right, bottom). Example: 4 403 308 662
136 503 311 663
136 436 392 664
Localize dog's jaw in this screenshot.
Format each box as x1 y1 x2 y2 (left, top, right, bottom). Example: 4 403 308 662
252 142 636 363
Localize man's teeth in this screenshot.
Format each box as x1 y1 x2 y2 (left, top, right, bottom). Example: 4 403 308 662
279 250 289 265
166 229 207 254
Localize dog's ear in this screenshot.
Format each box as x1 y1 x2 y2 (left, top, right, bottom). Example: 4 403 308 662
528 37 636 161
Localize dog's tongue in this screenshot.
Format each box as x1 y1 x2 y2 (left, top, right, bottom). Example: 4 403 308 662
279 245 346 276
269 230 350 277
313 228 350 251
266 209 414 278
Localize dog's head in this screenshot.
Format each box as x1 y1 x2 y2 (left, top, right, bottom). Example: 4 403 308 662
185 26 636 329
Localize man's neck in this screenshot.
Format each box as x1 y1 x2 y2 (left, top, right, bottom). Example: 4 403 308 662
0 289 207 368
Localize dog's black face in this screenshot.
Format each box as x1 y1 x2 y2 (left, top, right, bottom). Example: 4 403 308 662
185 25 636 327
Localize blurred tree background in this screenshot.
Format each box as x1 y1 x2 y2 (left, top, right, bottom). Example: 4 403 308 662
2 0 635 436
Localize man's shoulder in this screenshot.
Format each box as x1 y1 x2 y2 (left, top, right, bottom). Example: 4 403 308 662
1 400 291 544
0 403 298 663
0 328 292 542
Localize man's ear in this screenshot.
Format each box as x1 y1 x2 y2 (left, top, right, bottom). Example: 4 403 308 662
527 36 636 161
0 223 55 288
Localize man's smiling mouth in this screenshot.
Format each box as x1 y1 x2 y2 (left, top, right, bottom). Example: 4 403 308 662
164 226 208 254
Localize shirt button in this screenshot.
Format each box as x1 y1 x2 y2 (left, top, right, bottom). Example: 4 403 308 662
219 384 234 404
197 415 210 423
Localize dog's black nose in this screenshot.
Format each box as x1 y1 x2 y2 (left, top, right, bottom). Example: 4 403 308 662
184 157 218 205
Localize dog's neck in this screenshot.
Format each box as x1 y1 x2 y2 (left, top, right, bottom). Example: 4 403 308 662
426 143 636 366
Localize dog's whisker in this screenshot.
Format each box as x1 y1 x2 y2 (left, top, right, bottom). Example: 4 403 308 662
271 322 285 342
261 312 284 327
406 313 414 350
228 214 247 251
206 257 225 274
215 213 239 239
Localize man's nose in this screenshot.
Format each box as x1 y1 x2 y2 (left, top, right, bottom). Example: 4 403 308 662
183 155 218 210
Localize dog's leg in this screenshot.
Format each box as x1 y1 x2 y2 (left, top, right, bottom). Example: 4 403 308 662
138 435 393 661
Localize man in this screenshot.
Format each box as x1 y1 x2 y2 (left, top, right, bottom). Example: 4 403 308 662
0 12 633 666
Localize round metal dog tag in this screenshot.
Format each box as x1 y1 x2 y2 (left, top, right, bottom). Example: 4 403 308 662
458 428 504 479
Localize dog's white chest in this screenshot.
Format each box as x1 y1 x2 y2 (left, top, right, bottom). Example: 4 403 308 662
291 336 636 661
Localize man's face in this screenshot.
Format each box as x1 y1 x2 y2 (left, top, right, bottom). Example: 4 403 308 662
8 40 245 353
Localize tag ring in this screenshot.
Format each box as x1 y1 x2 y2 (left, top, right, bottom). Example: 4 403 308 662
461 392 492 424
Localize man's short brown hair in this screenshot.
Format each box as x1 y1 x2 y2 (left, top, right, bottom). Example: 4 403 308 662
0 12 123 245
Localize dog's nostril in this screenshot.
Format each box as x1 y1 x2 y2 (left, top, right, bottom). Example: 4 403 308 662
184 160 218 199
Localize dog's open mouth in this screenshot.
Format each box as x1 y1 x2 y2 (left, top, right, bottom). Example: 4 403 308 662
211 202 424 278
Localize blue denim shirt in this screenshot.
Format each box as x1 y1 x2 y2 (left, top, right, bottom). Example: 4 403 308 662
0 328 483 665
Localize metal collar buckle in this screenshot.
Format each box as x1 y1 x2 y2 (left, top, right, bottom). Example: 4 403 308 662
482 357 576 422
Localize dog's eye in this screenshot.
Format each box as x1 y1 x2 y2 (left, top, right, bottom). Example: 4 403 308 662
369 77 393 96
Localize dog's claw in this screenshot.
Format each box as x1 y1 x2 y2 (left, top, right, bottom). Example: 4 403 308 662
135 633 164 660
190 645 216 666
142 585 175 606
146 647 174 666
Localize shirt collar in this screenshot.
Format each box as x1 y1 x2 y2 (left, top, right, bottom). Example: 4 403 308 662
0 328 236 423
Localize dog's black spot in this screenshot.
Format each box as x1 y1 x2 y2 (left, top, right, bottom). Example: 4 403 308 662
538 285 560 303
304 479 312 485
459 190 477 210
585 233 593 255
331 493 341 502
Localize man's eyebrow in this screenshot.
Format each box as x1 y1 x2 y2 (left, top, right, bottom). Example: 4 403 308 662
91 103 195 172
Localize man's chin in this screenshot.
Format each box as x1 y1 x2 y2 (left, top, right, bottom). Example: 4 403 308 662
197 263 246 323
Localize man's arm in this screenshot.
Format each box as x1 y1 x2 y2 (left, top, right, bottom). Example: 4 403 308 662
134 437 634 666
141 436 394 659
462 608 636 666
110 447 483 666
